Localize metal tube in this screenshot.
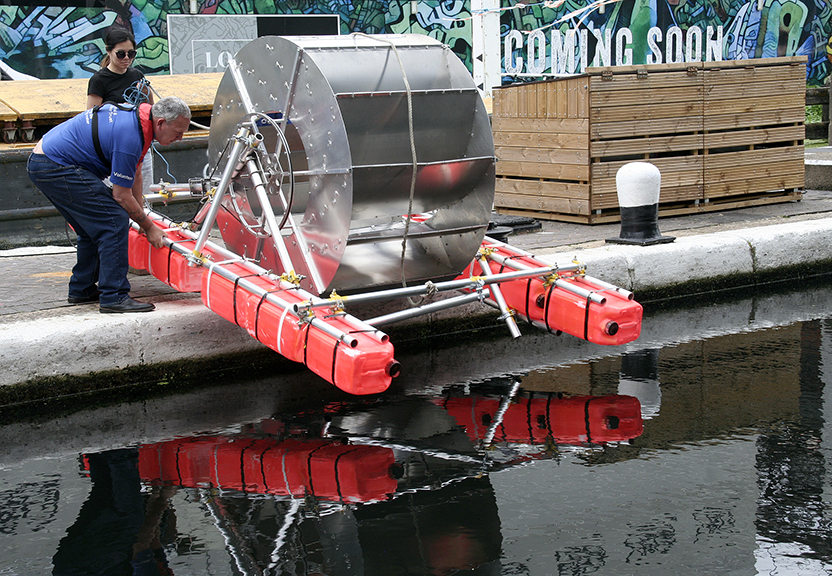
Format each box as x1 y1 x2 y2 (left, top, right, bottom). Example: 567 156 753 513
483 379 521 447
229 58 255 114
487 250 582 275
365 290 491 326
583 274 634 300
147 183 190 193
477 256 521 338
484 251 606 304
554 278 607 305
297 265 562 311
140 211 373 347
192 126 250 256
244 157 298 275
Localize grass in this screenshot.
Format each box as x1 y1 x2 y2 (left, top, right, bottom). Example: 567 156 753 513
806 105 829 147
807 104 823 124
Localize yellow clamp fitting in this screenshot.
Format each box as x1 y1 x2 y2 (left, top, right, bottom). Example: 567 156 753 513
542 273 558 288
472 276 487 300
328 289 346 312
190 249 210 266
478 246 497 259
279 270 303 286
159 187 174 200
296 306 315 326
571 258 587 276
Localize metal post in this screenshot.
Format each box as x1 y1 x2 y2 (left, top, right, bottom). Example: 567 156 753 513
477 255 521 338
244 156 298 276
365 290 491 326
192 126 251 257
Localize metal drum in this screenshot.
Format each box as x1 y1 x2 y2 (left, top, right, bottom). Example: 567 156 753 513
208 34 495 295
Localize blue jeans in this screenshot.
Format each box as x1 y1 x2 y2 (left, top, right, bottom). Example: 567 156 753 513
27 153 131 306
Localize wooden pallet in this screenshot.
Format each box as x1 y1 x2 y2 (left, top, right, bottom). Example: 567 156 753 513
498 188 803 224
0 72 221 143
493 57 806 224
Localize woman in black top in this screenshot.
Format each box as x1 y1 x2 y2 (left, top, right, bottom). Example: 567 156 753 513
87 27 153 108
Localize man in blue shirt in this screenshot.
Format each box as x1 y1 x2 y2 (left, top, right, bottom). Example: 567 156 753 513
27 96 191 313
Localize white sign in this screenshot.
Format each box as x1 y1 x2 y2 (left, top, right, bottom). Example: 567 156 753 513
167 14 340 75
503 25 725 76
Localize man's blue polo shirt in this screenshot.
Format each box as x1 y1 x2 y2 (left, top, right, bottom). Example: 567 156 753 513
40 104 147 189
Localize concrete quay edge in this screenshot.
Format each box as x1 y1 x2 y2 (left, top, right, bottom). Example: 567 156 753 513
535 216 832 296
2 215 832 388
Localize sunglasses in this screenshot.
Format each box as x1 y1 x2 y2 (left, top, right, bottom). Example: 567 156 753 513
114 49 137 60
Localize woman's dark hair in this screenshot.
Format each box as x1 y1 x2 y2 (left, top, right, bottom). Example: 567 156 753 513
100 27 136 68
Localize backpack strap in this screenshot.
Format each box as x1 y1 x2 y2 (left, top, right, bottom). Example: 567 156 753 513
90 102 144 169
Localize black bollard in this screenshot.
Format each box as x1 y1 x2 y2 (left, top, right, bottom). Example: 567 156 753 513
606 162 675 246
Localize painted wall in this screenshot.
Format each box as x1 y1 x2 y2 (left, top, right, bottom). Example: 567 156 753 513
0 0 473 79
0 0 828 86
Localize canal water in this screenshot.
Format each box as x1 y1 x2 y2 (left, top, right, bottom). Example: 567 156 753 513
1 282 832 575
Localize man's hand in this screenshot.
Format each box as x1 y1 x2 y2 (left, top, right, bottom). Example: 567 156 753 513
113 183 165 248
145 225 165 249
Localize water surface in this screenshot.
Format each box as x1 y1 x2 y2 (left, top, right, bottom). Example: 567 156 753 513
2 284 832 575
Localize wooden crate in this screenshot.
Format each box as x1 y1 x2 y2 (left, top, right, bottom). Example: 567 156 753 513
493 57 806 223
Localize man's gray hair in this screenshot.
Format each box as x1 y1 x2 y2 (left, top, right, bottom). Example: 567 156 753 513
152 96 192 122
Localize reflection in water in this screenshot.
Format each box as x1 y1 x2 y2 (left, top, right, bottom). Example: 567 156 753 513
53 449 176 576
755 321 832 567
2 288 832 574
60 384 643 576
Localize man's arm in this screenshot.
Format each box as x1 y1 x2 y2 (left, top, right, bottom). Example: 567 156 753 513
112 182 165 249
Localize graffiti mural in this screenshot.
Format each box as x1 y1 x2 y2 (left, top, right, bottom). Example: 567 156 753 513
501 0 832 85
0 0 472 79
0 0 829 85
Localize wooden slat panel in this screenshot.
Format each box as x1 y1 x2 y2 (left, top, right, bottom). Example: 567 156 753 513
492 117 589 134
590 101 703 123
588 182 707 211
591 154 703 180
704 146 804 170
703 58 806 80
705 174 804 198
494 130 589 150
495 191 591 215
497 159 589 181
594 125 805 157
593 115 704 140
654 184 708 203
493 77 590 120
704 65 806 86
704 108 804 131
587 61 697 79
498 189 802 225
496 177 590 199
703 56 806 70
703 94 801 116
592 133 704 157
496 146 590 165
591 86 703 108
492 57 804 222
705 78 804 102
703 125 804 148
588 69 703 93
